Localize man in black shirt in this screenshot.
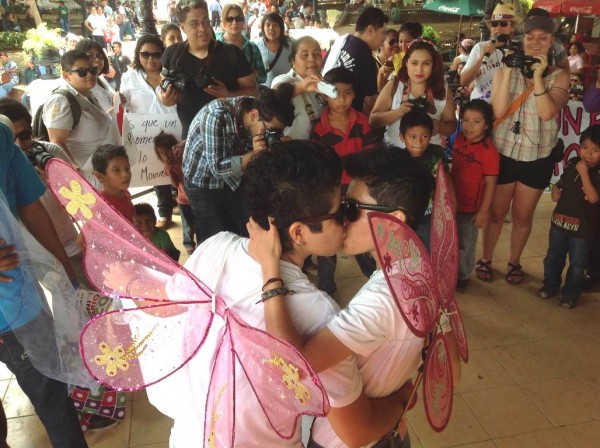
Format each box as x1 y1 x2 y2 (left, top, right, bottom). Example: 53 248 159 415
159 0 258 138
110 41 131 90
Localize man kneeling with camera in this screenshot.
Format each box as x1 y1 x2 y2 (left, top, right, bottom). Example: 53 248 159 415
183 84 296 243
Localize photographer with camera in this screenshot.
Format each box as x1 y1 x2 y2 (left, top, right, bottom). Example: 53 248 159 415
159 0 259 138
460 3 520 102
183 85 295 242
476 15 570 285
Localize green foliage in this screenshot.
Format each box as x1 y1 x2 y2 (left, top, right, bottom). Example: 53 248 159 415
422 25 441 46
0 31 27 51
521 0 533 16
5 3 27 14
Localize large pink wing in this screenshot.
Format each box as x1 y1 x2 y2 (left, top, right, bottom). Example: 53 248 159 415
80 301 214 390
446 298 469 363
368 212 440 338
45 159 210 304
430 165 458 309
422 333 453 432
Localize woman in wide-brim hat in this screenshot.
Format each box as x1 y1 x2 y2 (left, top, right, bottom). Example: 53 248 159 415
460 2 521 101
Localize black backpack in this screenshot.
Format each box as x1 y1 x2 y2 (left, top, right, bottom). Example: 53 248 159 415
32 89 82 141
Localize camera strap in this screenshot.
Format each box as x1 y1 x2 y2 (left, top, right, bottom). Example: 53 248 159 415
493 84 534 130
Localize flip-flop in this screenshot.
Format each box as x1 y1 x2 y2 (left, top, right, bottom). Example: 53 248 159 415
506 262 524 284
475 259 493 282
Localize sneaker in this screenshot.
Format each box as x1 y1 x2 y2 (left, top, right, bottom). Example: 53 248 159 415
155 217 172 229
537 286 558 299
559 296 578 308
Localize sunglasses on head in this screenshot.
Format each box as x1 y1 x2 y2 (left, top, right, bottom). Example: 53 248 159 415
14 128 33 141
139 51 162 59
225 15 245 23
68 66 98 77
490 20 509 27
341 199 405 222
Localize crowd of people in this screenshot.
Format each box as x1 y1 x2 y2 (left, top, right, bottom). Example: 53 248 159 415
1 0 600 446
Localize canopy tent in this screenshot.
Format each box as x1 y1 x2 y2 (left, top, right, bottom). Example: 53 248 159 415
532 0 600 18
422 0 486 17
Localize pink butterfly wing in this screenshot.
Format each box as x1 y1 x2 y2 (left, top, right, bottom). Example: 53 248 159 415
80 301 214 390
46 159 210 304
422 333 453 432
430 165 458 309
368 212 440 338
446 298 469 363
227 309 330 439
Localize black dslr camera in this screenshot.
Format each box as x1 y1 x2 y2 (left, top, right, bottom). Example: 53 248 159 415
263 129 284 147
28 142 53 169
160 68 214 92
503 52 541 79
409 97 429 112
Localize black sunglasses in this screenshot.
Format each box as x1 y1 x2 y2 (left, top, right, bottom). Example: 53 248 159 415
225 15 245 23
14 128 33 141
341 199 403 223
489 20 509 27
68 66 98 77
140 51 162 59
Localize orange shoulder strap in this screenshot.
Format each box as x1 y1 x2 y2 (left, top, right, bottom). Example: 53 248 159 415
493 83 535 129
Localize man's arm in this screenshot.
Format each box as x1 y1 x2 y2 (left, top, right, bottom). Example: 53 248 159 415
17 199 77 282
0 241 19 282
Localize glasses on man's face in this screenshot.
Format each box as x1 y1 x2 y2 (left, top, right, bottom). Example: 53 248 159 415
490 21 508 27
139 51 162 59
185 18 211 29
14 128 33 141
225 15 245 23
341 199 403 223
68 66 98 77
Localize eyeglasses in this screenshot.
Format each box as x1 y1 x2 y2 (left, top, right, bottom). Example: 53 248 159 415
140 51 162 59
67 66 98 77
225 15 245 23
341 199 403 223
14 128 33 141
489 21 509 27
387 39 398 46
185 19 212 29
299 207 345 226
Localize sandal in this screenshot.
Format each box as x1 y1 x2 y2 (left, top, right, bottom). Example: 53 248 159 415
475 259 493 282
506 262 524 284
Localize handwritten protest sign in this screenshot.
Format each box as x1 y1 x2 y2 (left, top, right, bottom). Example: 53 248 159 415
552 101 600 185
123 113 182 188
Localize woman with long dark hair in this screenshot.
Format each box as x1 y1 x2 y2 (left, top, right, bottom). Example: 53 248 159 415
254 12 293 87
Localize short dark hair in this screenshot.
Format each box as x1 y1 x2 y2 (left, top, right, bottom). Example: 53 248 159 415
355 7 388 33
254 83 296 127
161 23 182 41
92 144 129 173
400 110 433 136
399 21 423 39
133 34 166 70
61 50 90 72
345 145 434 229
580 124 600 147
74 39 110 75
323 67 355 90
262 12 288 48
570 42 585 54
176 0 208 24
244 140 342 252
134 202 157 221
460 99 494 138
0 98 32 124
112 41 122 48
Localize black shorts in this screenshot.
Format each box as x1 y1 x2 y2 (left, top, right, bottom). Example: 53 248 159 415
497 153 555 190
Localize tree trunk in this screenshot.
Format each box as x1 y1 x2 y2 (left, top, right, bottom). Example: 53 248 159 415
26 0 42 26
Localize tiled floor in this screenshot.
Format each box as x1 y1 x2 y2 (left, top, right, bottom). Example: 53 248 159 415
5 193 600 447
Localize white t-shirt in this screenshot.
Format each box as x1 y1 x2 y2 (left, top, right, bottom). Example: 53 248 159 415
312 269 424 447
147 232 363 447
86 13 107 36
384 79 447 148
272 70 326 140
462 41 504 102
120 69 178 115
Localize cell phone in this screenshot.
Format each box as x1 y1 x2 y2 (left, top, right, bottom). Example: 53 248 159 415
317 81 338 99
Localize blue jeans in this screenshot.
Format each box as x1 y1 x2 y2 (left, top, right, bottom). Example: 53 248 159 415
59 17 70 34
543 226 591 299
457 212 479 280
119 22 136 40
154 184 174 218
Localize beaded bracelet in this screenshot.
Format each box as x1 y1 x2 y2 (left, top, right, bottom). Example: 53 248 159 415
257 287 294 304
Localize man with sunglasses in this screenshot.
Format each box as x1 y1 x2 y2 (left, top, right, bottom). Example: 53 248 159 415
250 145 438 448
41 50 120 177
461 2 520 102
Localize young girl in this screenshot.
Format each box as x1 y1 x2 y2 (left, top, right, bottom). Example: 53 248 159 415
154 132 197 254
370 40 456 149
450 99 500 288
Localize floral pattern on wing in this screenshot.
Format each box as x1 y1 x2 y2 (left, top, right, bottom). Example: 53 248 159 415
264 353 311 405
59 179 96 220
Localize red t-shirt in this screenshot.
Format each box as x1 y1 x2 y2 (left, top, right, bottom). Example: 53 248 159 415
451 134 500 214
310 108 372 185
100 190 136 223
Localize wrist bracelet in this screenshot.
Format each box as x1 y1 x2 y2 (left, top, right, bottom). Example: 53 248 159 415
257 287 294 304
534 88 548 97
262 277 283 291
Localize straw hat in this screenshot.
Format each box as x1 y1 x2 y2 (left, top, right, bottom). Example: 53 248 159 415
485 2 522 27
